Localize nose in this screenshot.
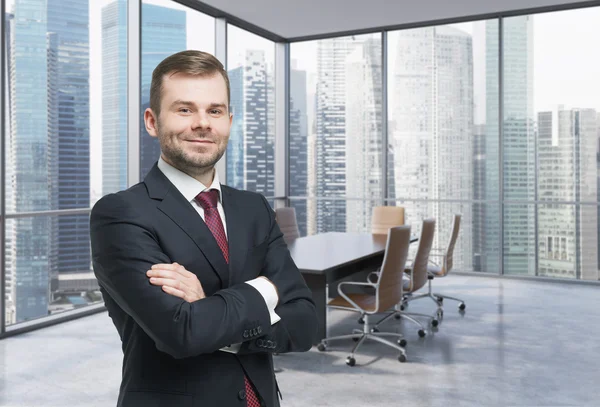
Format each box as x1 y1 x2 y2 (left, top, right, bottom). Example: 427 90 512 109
192 111 211 130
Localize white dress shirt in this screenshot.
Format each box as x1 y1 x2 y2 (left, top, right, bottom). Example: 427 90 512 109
157 158 280 352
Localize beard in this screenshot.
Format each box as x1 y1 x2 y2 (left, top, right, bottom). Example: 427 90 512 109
158 127 227 173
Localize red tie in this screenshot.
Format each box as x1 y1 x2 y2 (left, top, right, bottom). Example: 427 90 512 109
195 189 262 407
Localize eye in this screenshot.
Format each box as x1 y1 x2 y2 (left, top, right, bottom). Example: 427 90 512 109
210 109 222 115
179 108 191 113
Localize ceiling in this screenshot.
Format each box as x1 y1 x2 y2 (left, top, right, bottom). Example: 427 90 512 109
193 0 593 40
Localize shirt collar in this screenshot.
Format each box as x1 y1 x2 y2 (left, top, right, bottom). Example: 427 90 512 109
157 157 222 204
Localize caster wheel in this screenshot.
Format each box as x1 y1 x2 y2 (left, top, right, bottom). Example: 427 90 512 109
398 339 407 347
459 303 466 311
437 309 444 318
431 319 439 327
418 329 426 338
394 313 402 320
317 343 326 352
398 354 407 363
436 296 443 303
358 317 365 324
371 327 380 333
400 305 405 311
352 336 360 342
346 356 356 367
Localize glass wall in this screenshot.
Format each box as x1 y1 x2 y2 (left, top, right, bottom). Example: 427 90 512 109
226 25 276 197
139 0 215 180
2 0 127 326
289 8 600 280
289 34 383 236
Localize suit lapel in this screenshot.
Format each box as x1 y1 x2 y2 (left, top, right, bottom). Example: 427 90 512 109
221 185 250 284
145 164 230 288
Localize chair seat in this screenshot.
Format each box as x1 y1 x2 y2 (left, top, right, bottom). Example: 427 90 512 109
427 264 445 277
328 293 377 313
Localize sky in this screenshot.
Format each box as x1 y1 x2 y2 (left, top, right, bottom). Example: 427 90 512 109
5 0 600 199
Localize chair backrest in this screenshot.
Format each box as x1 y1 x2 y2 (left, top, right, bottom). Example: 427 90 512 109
371 206 405 235
406 218 436 292
275 207 300 241
375 225 412 312
441 214 461 276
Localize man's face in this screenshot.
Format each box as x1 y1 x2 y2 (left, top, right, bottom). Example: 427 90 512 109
145 72 232 174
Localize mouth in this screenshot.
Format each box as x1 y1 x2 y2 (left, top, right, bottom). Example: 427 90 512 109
185 139 215 144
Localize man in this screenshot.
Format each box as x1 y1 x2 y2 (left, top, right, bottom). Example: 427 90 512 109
90 50 318 407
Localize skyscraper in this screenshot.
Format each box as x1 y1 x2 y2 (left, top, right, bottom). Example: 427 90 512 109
537 109 598 280
390 26 474 269
485 16 535 275
345 38 382 233
102 0 128 196
315 37 354 233
9 0 59 322
48 0 90 276
472 124 486 271
227 50 275 196
139 4 186 179
289 67 308 236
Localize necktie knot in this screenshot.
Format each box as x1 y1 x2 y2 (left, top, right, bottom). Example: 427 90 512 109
195 189 219 210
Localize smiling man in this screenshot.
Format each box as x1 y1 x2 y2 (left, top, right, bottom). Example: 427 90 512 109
90 50 318 407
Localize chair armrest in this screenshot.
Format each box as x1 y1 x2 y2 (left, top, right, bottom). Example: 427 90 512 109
337 281 377 312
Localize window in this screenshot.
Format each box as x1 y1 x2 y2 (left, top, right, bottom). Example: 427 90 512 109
3 0 127 325
226 25 275 198
387 21 496 272
290 34 383 235
139 0 215 179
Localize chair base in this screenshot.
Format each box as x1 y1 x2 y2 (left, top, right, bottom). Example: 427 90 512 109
403 279 466 311
317 315 407 365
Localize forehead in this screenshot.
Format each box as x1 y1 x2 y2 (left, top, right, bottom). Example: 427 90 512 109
161 72 228 105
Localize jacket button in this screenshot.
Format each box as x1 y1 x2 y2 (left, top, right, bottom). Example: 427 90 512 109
267 340 273 348
243 330 249 339
271 341 277 349
257 326 262 334
253 328 258 336
257 339 264 347
238 390 246 400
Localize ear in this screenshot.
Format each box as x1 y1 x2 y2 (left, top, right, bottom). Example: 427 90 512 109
144 108 159 138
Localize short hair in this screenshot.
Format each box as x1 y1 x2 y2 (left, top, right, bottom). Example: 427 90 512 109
149 50 230 117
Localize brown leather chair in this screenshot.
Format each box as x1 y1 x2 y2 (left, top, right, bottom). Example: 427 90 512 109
275 207 300 242
404 214 465 314
317 225 412 366
371 206 405 235
373 218 438 337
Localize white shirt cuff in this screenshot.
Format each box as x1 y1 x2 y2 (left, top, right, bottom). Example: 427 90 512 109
219 343 242 354
245 278 281 325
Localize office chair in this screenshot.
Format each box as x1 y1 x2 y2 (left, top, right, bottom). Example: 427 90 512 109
317 226 412 366
275 207 300 242
403 214 465 314
371 206 405 234
372 218 438 337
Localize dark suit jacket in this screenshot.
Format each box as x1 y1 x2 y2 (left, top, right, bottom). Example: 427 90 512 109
90 163 318 407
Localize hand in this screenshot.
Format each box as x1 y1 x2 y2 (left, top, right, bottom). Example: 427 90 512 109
147 262 206 302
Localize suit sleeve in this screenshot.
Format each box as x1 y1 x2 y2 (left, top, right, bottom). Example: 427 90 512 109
240 195 319 354
90 193 272 359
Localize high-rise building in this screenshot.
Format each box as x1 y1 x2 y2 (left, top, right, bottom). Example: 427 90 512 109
289 67 308 236
226 50 275 196
9 0 60 322
4 12 16 325
139 5 186 180
102 0 128 196
390 26 473 269
485 16 535 275
537 109 598 280
315 37 354 233
345 38 382 233
48 0 90 276
472 124 486 271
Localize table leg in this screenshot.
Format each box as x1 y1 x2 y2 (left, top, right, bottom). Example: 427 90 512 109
302 273 327 345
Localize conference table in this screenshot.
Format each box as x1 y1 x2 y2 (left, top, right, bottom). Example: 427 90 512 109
287 232 416 345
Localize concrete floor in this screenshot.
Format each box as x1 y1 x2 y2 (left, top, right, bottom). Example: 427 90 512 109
1 275 599 407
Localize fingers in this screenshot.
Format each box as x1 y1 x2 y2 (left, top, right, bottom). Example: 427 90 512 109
151 263 191 278
148 277 181 290
160 285 189 302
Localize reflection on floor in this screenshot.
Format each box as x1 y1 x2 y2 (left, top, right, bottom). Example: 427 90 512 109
1 275 599 407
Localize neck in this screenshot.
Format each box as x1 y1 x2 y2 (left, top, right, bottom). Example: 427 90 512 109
161 155 215 187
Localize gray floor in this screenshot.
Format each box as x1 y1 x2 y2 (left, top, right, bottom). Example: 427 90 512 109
1 275 600 407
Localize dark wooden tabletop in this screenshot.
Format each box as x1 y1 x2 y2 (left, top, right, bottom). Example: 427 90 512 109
287 232 389 275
